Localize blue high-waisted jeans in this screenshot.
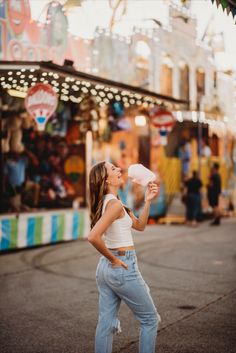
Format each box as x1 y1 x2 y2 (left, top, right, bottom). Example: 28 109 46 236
95 250 161 353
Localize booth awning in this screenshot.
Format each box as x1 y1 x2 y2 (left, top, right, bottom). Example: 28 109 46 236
211 0 236 19
0 60 189 111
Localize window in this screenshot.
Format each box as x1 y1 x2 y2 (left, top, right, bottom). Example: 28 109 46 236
160 55 173 96
213 71 217 89
133 41 150 88
179 60 189 101
196 67 205 96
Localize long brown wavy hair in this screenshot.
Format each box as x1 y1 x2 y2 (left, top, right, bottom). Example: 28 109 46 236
89 161 108 229
89 161 132 229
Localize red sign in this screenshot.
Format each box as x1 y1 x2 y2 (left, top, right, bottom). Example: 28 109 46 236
25 83 58 130
7 0 31 36
150 108 176 129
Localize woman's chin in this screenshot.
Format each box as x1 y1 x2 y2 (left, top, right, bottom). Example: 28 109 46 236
119 178 124 186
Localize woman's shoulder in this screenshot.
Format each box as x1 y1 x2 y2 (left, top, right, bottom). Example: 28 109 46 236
104 193 117 200
103 198 123 221
103 194 121 213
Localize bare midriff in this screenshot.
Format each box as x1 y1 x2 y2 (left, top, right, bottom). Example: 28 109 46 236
108 246 135 251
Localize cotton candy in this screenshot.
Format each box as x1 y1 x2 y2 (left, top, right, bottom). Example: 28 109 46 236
128 164 157 186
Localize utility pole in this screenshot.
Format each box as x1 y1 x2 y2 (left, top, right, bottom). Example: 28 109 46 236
197 91 203 177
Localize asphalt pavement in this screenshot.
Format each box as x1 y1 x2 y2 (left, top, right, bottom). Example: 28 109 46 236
0 217 236 353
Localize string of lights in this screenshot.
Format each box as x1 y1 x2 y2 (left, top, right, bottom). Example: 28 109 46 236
0 61 229 136
0 61 187 111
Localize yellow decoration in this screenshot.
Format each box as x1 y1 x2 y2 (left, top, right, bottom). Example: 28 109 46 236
64 155 85 175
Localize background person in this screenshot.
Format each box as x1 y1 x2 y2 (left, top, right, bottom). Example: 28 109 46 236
3 150 39 211
207 162 222 226
184 170 202 227
88 161 161 353
179 140 192 181
201 138 212 158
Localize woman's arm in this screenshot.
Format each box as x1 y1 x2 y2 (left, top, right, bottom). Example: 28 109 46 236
88 199 128 269
130 182 160 231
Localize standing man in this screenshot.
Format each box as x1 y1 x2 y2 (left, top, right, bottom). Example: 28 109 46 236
4 150 39 211
184 170 202 227
207 163 222 226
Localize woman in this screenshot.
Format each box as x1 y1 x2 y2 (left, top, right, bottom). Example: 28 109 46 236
88 161 161 353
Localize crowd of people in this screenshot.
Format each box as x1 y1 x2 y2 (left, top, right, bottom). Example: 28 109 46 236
3 134 84 212
182 162 223 227
178 137 230 227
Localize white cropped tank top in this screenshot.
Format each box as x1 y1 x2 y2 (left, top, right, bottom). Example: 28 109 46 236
102 194 133 249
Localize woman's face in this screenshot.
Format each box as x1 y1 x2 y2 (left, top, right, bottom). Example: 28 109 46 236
105 162 123 187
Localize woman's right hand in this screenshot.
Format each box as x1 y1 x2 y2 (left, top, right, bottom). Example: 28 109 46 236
111 258 128 270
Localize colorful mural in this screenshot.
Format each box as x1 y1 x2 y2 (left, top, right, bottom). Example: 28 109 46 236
0 0 90 71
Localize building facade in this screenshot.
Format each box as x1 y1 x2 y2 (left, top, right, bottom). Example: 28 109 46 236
91 4 236 131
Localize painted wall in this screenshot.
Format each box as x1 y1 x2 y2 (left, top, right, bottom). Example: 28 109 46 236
0 0 91 71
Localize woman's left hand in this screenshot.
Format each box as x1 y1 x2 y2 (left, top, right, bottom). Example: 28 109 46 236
145 182 160 202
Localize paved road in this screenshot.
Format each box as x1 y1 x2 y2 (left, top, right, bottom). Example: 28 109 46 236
0 218 236 353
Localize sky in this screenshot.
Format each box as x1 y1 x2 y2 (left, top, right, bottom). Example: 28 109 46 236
29 0 236 70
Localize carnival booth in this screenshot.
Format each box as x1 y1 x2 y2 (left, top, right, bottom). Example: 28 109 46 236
0 60 188 251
